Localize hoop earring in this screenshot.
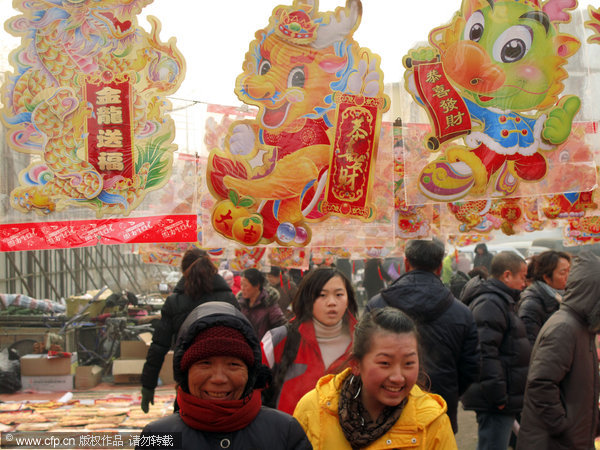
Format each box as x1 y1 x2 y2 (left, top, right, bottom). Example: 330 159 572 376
349 374 362 399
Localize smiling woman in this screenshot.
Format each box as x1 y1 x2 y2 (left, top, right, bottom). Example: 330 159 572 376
293 307 458 449
182 326 253 401
137 301 312 450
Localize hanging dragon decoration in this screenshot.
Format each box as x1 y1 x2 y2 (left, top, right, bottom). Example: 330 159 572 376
403 0 581 202
206 0 389 247
2 0 185 216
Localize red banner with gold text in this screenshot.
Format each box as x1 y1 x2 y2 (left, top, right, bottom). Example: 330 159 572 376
413 60 471 150
0 215 196 251
321 93 386 220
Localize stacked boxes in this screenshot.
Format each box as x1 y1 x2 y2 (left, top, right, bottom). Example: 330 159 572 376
112 340 174 385
20 353 77 391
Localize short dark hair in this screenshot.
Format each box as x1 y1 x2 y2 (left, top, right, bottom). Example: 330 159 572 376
475 243 489 254
405 238 445 271
269 266 282 277
490 251 526 278
529 250 571 282
242 268 265 288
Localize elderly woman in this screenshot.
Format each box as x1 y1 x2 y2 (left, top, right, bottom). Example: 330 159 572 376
138 302 311 450
141 249 238 413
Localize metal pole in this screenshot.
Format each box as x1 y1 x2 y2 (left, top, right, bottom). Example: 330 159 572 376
92 245 121 291
29 251 61 299
57 248 83 294
108 246 142 292
131 253 155 293
84 246 110 288
5 252 34 296
73 248 98 291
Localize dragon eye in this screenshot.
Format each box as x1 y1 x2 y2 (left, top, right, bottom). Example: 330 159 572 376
464 11 485 42
259 59 271 76
288 66 305 88
492 25 532 63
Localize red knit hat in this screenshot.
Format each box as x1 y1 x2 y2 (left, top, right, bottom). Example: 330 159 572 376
180 325 254 372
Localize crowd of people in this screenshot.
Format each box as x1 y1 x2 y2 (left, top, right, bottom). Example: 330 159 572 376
137 242 600 449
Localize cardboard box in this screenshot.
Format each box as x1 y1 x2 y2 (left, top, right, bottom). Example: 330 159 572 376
65 288 113 318
75 365 103 390
112 340 151 384
138 332 153 346
120 341 148 359
20 353 77 376
21 375 73 392
112 345 173 384
159 351 174 385
112 359 145 384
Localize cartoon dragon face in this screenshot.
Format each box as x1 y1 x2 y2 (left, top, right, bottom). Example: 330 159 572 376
436 0 579 111
237 33 347 129
235 1 361 130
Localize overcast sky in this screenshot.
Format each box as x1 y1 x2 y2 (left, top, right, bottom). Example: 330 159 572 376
0 0 597 107
0 0 460 105
138 0 459 105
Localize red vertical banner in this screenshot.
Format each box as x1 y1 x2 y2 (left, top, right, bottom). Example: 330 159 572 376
321 93 386 220
84 72 134 179
413 60 471 150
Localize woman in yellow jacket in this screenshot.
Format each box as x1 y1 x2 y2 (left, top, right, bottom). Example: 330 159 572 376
294 307 457 449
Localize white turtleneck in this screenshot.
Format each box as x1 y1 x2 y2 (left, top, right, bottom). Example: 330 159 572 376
313 318 352 369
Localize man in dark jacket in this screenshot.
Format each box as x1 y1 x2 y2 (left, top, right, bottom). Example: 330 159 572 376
461 251 531 450
366 238 480 433
517 251 600 450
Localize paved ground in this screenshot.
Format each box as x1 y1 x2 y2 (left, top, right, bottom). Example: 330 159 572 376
456 406 478 450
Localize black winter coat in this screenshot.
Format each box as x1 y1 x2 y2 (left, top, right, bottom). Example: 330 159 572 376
139 302 312 450
141 274 239 389
140 407 312 450
518 251 600 450
366 270 480 433
450 270 470 299
473 250 493 272
517 280 560 346
461 277 531 414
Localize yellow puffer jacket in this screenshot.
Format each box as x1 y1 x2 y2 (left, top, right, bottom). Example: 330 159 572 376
293 368 457 450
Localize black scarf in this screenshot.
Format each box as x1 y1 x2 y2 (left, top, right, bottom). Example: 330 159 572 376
337 374 406 449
